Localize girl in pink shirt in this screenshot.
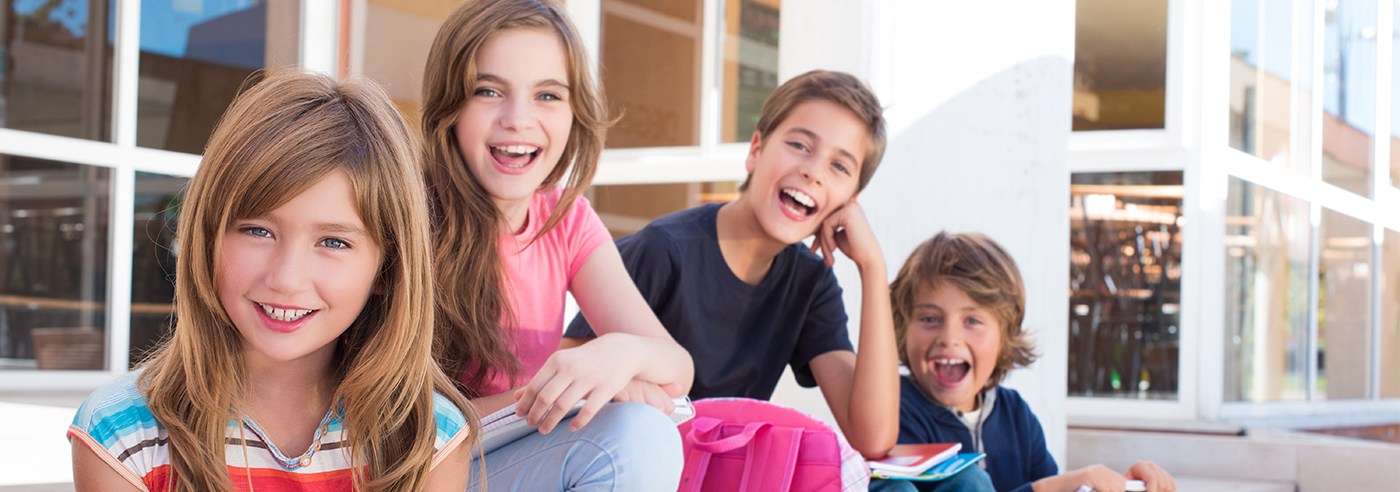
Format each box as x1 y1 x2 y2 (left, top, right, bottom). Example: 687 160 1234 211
421 0 693 489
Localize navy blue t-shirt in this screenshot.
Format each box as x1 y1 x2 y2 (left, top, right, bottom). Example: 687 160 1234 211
897 377 1057 492
564 203 852 400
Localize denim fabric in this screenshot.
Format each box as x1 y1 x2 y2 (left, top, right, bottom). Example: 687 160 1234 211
468 402 682 491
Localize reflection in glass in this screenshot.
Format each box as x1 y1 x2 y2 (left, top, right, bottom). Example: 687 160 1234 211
721 0 779 141
1224 178 1310 401
1316 209 1372 399
129 172 185 367
1229 0 1310 173
1320 0 1376 197
1383 229 1400 398
1072 0 1167 131
1392 8 1400 190
137 0 301 153
0 155 111 370
590 182 739 239
357 1 456 119
1067 172 1182 399
0 0 113 141
601 0 702 148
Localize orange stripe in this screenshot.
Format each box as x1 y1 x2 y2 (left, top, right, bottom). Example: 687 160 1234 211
68 426 152 492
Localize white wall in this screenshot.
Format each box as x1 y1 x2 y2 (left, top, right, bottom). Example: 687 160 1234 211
770 0 1076 466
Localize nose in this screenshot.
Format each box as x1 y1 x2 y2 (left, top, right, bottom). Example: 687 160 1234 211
799 158 821 186
499 95 537 131
263 243 314 294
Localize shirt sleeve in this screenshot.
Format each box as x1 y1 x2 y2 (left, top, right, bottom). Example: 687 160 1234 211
67 376 163 491
564 227 676 338
429 392 471 470
1020 397 1059 484
789 264 853 387
562 193 612 281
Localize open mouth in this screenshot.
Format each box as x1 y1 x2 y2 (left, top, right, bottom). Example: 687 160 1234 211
490 144 541 169
258 302 316 323
932 358 970 387
779 188 817 218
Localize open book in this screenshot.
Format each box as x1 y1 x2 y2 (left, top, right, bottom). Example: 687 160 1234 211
478 396 695 454
867 442 962 476
871 452 985 481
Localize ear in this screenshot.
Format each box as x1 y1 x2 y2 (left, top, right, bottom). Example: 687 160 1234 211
744 131 764 175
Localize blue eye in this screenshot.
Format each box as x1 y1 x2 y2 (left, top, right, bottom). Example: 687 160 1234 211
320 238 350 249
786 141 810 152
538 92 562 101
833 161 851 175
473 87 501 98
241 226 272 238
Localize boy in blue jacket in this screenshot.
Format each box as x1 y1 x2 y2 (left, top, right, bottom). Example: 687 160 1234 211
890 232 1176 492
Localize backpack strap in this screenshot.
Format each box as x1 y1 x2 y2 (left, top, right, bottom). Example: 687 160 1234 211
739 425 803 492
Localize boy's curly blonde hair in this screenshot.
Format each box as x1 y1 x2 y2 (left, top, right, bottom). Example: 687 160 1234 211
890 231 1038 388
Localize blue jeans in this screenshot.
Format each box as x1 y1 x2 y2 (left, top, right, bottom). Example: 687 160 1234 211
468 402 682 491
868 464 996 492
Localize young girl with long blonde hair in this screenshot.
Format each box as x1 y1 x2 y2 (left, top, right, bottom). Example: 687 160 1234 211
68 71 473 491
422 0 692 488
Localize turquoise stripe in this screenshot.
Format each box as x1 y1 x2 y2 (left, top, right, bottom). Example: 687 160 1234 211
431 393 466 445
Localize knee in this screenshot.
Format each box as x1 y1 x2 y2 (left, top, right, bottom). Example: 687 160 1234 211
581 402 683 486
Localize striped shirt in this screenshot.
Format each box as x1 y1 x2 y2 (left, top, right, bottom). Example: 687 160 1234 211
68 371 470 491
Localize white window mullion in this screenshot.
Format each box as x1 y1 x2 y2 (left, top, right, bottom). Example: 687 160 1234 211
699 0 721 152
567 0 602 78
1371 0 1393 401
103 0 144 374
301 0 338 75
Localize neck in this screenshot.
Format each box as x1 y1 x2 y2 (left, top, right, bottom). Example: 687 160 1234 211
241 348 337 416
495 195 532 236
716 200 789 284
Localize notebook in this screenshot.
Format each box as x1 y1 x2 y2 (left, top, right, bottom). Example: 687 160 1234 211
478 396 695 453
868 442 962 475
871 452 985 481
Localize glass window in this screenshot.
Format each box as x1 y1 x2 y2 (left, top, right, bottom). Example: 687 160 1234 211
590 181 739 239
1229 0 1311 174
0 154 111 370
1072 0 1167 131
601 0 702 148
1391 7 1400 191
1224 177 1311 402
720 0 780 142
1067 171 1182 399
1320 0 1377 197
1383 228 1400 398
137 0 301 154
129 172 185 367
1 0 114 141
1316 209 1372 399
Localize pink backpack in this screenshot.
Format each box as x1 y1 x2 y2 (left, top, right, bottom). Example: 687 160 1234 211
677 398 870 492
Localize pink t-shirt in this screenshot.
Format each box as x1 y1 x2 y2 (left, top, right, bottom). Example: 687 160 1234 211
466 188 610 396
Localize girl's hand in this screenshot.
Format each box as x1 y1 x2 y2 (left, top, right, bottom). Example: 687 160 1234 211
613 380 682 414
515 334 640 433
1125 461 1175 492
810 201 883 271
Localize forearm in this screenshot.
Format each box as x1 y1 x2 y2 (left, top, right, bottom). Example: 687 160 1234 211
595 332 694 394
470 391 518 416
844 260 900 458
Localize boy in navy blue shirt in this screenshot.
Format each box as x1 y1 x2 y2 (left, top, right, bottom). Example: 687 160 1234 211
890 232 1176 492
565 70 900 458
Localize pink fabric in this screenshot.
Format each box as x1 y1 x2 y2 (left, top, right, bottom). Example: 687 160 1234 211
463 188 611 396
678 398 870 492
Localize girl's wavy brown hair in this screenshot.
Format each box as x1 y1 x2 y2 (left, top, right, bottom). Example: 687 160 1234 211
139 70 474 490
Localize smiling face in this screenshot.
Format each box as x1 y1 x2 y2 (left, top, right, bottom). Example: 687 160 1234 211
904 280 1003 413
453 27 574 222
217 171 383 367
740 99 868 245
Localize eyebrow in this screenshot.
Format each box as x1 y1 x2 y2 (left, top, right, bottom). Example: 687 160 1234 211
476 73 571 92
786 127 860 166
316 222 371 237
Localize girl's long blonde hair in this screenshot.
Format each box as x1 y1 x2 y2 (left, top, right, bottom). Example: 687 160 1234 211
421 0 611 392
139 70 474 491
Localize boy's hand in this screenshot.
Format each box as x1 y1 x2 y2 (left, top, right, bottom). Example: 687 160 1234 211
1036 464 1129 492
1125 461 1175 492
811 201 883 270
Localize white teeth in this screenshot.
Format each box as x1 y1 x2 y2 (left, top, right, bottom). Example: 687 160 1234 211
782 188 815 208
934 358 968 366
492 144 539 155
259 303 314 322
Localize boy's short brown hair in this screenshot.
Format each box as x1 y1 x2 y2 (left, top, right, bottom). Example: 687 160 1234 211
890 231 1037 388
748 70 886 191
